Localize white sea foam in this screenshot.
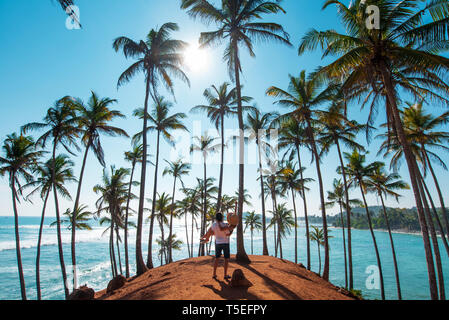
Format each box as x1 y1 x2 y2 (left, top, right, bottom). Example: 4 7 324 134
0 227 108 252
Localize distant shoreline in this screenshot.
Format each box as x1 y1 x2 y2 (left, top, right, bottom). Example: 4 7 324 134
329 226 424 237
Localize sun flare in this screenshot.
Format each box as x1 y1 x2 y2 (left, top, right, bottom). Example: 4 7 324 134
184 45 210 73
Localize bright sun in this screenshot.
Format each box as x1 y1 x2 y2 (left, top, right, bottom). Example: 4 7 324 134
184 45 210 73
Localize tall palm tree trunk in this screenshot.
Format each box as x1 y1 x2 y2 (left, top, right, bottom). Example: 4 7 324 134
306 119 329 281
168 177 177 263
216 114 225 213
338 202 348 289
291 189 298 264
379 193 402 300
36 190 50 300
359 184 385 300
116 227 123 275
424 150 449 239
184 211 191 258
110 220 118 277
200 158 207 256
11 177 26 300
147 131 161 268
336 139 353 289
296 146 310 270
379 61 438 299
191 212 194 258
233 43 250 264
51 144 69 299
136 78 151 276
257 141 269 256
421 175 449 257
416 170 445 300
124 161 136 278
317 242 321 276
70 137 91 290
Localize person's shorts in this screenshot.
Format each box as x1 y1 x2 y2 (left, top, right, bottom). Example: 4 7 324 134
215 243 230 259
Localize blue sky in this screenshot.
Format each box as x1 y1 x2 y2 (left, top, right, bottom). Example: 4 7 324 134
0 0 448 217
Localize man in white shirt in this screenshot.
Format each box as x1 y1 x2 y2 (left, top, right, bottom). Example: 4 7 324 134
200 204 237 280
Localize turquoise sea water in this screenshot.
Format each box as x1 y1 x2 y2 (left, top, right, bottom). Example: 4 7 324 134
0 216 448 300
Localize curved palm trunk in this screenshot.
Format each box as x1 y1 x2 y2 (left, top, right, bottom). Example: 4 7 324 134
250 228 254 255
424 150 449 240
191 213 194 258
317 242 321 276
379 193 402 300
110 220 118 277
184 211 191 258
336 139 353 289
416 170 445 300
233 42 250 264
271 183 279 257
51 144 69 299
36 190 50 300
379 61 438 300
216 114 225 213
199 158 207 257
421 175 449 257
306 119 329 281
338 202 348 290
147 131 161 269
70 137 91 290
168 176 177 263
116 227 123 275
257 141 269 256
291 189 298 264
136 78 151 276
359 184 385 300
124 161 136 278
11 177 26 300
296 146 310 270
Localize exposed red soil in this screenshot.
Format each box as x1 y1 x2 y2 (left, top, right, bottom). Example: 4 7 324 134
95 255 355 300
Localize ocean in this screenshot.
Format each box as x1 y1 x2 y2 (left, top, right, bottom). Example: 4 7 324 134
0 216 448 300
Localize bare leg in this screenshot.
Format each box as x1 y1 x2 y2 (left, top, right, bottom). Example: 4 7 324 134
213 258 219 278
224 258 229 278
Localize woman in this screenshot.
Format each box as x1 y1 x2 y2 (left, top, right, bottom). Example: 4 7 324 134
200 203 237 280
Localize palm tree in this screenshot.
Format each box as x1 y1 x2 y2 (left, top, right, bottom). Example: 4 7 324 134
181 0 291 264
163 159 191 263
342 150 385 300
156 235 183 265
191 83 252 213
52 205 92 231
366 164 410 300
243 211 262 255
23 155 76 299
56 0 80 27
180 186 202 258
0 133 43 300
268 203 295 259
262 160 284 257
279 161 312 264
298 0 449 299
191 134 219 256
123 143 145 278
267 71 337 280
401 102 449 241
245 108 276 256
278 117 312 269
325 178 362 290
113 22 190 275
318 100 366 289
69 91 128 289
94 167 130 278
147 193 172 265
133 96 188 269
22 98 81 298
308 226 334 276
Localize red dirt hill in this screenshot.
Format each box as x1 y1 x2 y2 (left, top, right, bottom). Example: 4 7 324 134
95 255 355 300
